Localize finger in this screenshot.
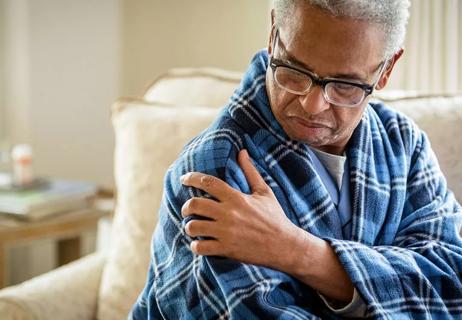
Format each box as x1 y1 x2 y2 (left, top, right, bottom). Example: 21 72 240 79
190 239 222 256
185 220 219 238
181 197 222 220
181 172 237 201
238 149 270 195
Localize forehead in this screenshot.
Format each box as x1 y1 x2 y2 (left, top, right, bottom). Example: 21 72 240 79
278 4 385 79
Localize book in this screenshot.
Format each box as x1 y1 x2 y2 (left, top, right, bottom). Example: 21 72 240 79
0 179 98 220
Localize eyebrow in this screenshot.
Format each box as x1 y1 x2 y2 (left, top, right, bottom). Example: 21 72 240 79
278 45 369 82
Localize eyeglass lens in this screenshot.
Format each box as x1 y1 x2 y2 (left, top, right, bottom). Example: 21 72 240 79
274 66 366 107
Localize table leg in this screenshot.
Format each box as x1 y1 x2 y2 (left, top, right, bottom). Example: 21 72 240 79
0 244 5 288
57 237 81 266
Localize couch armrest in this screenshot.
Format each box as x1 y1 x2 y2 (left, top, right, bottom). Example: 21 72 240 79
0 252 105 320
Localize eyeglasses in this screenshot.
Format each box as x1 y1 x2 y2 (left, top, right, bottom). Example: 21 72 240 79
270 30 388 108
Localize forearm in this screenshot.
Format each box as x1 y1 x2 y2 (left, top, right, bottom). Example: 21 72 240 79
278 226 354 302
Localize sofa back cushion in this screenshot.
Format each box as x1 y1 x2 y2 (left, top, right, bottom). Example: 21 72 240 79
373 93 462 202
98 101 220 319
99 68 241 319
143 67 241 108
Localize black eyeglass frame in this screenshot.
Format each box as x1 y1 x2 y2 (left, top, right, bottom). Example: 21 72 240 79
269 29 388 107
269 58 375 95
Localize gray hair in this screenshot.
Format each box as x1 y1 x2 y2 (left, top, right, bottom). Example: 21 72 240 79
273 0 410 58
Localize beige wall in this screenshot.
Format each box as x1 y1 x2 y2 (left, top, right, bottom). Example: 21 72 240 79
1 0 122 188
121 0 271 97
2 0 32 146
27 0 122 188
0 0 271 189
0 1 4 141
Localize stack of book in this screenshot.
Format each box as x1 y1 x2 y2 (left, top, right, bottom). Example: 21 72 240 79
0 178 98 220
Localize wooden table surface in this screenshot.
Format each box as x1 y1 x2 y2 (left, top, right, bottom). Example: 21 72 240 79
0 207 111 288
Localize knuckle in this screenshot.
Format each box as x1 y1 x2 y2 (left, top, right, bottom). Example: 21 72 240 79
182 198 201 216
240 195 252 206
227 209 240 223
254 183 269 194
189 172 199 180
192 240 207 255
188 198 199 211
200 175 215 187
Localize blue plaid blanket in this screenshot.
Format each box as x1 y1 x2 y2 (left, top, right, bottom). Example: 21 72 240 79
130 50 462 319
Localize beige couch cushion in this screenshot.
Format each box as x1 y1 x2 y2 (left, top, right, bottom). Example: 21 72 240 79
373 93 462 201
143 67 241 108
97 100 220 319
0 253 104 320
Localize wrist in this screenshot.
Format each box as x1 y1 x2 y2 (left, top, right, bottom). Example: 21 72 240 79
278 226 316 278
280 229 354 302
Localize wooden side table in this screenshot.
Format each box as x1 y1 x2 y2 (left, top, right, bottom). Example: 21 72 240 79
0 207 111 288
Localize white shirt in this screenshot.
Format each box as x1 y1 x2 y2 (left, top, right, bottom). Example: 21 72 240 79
310 148 367 318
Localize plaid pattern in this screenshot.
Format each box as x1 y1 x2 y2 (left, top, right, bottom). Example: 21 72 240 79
130 50 462 319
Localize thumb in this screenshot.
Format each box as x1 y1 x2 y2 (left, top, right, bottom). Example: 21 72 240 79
238 149 270 195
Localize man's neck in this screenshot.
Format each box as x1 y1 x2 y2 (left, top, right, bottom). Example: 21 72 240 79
310 145 346 156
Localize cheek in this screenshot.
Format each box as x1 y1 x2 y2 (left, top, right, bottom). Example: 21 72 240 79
274 94 297 114
334 108 365 134
267 79 296 116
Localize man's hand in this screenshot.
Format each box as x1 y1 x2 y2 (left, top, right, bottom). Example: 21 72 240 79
181 149 302 271
181 149 354 302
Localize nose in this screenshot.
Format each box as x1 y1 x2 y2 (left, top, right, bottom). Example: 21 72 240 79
298 85 330 115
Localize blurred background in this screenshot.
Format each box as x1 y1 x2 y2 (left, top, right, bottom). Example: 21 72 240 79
0 0 461 189
0 0 270 190
0 0 270 287
0 0 460 286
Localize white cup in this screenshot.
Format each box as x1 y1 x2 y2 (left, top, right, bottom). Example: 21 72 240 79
11 144 34 186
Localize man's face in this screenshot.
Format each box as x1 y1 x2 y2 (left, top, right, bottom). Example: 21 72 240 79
266 4 389 155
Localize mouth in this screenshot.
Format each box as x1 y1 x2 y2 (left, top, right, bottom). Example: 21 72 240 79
290 116 331 129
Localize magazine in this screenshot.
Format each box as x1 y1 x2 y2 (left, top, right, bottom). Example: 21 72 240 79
0 179 98 220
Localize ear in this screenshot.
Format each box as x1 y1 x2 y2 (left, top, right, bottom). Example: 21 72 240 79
375 48 404 90
268 9 276 55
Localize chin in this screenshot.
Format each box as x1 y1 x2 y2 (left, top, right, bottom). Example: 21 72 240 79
284 125 329 144
289 132 328 147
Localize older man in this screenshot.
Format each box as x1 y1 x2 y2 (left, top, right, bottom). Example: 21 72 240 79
131 0 462 319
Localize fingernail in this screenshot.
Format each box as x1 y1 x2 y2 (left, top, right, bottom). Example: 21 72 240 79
180 173 188 183
190 241 197 253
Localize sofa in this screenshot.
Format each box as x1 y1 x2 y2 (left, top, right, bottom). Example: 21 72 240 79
0 67 461 320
